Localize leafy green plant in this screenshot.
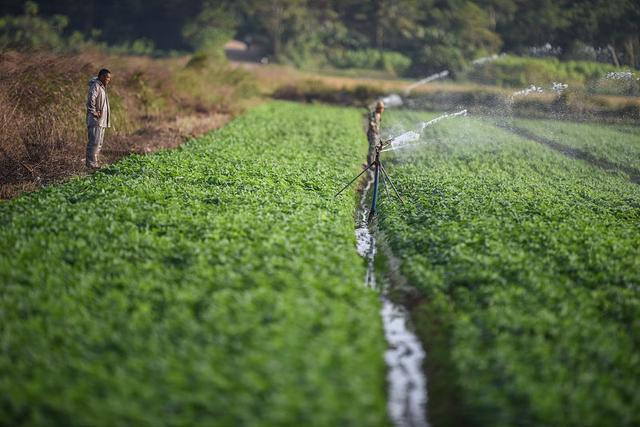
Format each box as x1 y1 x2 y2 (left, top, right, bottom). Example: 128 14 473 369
378 110 640 427
0 102 388 426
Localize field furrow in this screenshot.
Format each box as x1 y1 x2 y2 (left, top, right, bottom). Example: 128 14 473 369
511 118 640 174
378 111 640 427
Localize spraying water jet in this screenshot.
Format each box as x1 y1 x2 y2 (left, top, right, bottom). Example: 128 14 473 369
335 136 405 222
383 109 468 152
336 109 468 221
404 70 450 96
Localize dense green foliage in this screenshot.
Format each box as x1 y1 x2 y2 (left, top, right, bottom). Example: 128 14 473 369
467 55 622 87
326 49 412 75
182 3 236 59
512 118 640 171
378 111 640 426
1 0 638 72
0 102 388 426
0 1 79 53
0 1 155 55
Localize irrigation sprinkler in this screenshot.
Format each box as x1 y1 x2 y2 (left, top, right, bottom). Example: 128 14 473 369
335 109 467 221
335 137 405 222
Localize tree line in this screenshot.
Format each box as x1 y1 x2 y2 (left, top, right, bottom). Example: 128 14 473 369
1 0 638 74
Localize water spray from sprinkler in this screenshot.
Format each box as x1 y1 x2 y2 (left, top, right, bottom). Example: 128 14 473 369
511 85 544 98
336 109 468 221
605 71 636 81
379 94 404 108
552 82 569 94
471 53 505 66
404 70 450 96
383 109 468 152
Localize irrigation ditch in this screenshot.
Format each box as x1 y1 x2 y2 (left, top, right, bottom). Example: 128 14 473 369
354 149 429 427
349 68 640 424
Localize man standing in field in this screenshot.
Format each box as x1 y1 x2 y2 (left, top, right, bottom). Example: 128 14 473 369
367 100 384 163
85 69 111 169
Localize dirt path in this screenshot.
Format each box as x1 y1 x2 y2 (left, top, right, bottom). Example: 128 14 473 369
0 113 231 199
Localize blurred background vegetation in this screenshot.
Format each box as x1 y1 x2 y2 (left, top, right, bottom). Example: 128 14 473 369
1 0 639 198
0 0 638 76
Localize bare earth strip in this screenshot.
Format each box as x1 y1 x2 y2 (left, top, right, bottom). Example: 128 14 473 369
1 113 231 199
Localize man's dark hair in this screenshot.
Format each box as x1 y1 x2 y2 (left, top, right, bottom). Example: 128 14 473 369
98 68 111 77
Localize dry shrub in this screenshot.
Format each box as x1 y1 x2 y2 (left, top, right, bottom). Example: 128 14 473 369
0 52 91 193
0 51 254 199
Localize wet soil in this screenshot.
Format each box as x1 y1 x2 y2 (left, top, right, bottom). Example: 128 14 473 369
354 166 429 427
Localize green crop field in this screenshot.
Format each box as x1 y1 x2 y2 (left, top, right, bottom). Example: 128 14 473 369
378 111 640 427
0 102 388 426
3 98 639 427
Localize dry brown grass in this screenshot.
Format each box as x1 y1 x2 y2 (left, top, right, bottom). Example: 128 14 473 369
0 51 254 199
241 62 514 97
245 62 640 125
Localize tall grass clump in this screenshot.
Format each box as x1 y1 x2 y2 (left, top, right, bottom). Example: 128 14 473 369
0 51 256 198
0 52 102 194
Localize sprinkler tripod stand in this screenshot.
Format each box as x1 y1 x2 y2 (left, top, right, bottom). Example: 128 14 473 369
335 138 404 222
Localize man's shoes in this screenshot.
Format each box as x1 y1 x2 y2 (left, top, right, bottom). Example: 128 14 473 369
85 161 99 170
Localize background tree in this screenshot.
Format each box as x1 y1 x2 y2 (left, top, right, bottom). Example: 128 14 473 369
241 0 307 60
0 0 638 70
566 0 640 68
0 1 69 51
497 0 572 52
183 1 236 58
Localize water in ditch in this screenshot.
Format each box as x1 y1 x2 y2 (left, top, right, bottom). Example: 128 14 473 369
355 170 429 427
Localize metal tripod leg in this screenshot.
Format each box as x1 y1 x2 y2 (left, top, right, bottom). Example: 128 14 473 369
379 162 404 204
334 161 375 197
367 160 381 223
380 166 391 199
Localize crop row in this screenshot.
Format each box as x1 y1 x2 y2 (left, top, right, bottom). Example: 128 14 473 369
0 102 388 426
510 118 640 173
378 111 640 427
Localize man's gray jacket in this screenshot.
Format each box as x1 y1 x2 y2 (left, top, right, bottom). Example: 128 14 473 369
86 77 111 128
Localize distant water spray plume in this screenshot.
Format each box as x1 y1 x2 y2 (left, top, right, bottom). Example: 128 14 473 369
552 82 569 94
511 85 544 98
605 71 637 80
418 109 468 132
471 53 505 65
382 109 468 152
379 93 404 108
404 70 449 95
